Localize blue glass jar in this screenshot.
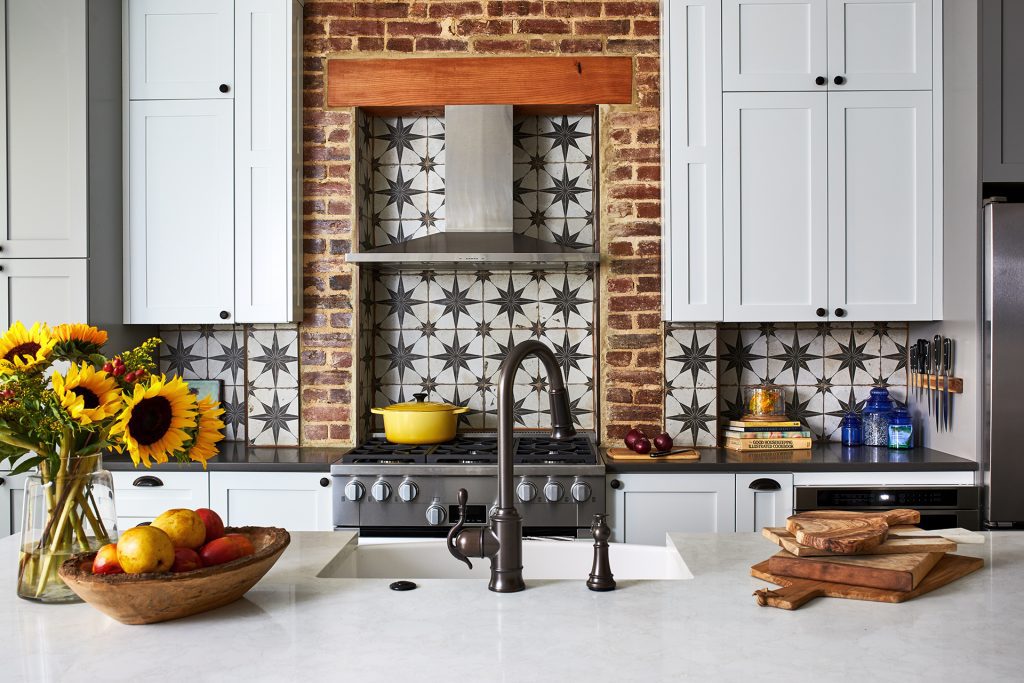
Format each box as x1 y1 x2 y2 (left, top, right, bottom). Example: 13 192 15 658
862 387 894 446
887 406 913 449
840 412 863 446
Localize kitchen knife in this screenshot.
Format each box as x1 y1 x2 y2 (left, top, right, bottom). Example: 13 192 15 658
921 339 931 415
945 338 955 432
910 346 918 402
933 335 942 430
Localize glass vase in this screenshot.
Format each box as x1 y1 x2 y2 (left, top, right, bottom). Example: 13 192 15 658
17 454 119 603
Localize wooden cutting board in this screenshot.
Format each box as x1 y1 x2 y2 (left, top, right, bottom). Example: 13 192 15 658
605 447 699 461
767 549 944 591
751 553 984 610
762 527 957 557
785 509 921 554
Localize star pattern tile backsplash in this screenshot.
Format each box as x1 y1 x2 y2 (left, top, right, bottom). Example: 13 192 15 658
665 322 909 446
159 324 300 446
367 268 596 432
356 110 596 251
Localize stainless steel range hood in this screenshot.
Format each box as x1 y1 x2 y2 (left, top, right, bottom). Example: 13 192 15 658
347 105 599 268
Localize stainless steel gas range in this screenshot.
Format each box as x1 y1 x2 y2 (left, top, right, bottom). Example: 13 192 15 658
331 433 605 537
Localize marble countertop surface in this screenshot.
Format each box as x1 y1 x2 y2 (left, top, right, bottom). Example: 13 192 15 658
3 530 1021 682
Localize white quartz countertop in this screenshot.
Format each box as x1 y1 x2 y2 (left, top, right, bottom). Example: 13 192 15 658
3 531 1022 682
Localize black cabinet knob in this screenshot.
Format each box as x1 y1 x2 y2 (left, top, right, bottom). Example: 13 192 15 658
815 307 827 318
219 310 230 320
833 75 846 85
219 83 230 93
834 307 847 318
320 477 330 488
610 479 623 490
815 76 826 86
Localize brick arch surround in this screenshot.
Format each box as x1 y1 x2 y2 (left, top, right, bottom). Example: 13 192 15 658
300 1 663 445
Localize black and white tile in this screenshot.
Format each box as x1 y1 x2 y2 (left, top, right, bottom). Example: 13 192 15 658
248 387 300 447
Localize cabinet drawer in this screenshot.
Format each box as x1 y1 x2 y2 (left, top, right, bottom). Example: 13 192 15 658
735 473 794 532
111 471 209 518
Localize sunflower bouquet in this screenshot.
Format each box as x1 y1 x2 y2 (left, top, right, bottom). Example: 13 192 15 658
0 321 225 600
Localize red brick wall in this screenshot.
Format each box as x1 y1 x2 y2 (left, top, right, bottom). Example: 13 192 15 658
301 1 663 445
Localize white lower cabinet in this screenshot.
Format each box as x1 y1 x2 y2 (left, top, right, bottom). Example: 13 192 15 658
209 472 334 531
1 471 30 537
111 470 210 530
735 473 794 532
607 473 736 544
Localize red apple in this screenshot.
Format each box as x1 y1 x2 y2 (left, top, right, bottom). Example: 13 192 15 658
195 508 225 544
224 533 255 558
171 547 203 573
92 543 123 575
633 437 652 455
199 537 245 566
653 433 673 452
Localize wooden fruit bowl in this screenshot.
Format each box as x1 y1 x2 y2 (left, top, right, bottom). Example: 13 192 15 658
58 526 290 625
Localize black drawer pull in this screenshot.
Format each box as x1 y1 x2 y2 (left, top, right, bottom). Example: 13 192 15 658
748 478 781 492
320 477 330 488
610 479 623 490
132 475 164 487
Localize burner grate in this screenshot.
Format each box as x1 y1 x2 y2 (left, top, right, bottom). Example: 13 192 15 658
344 434 596 466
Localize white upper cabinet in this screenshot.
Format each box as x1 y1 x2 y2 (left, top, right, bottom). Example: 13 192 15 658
1 0 87 258
723 0 828 92
723 93 829 321
127 100 235 324
662 0 724 321
124 0 303 325
128 0 234 100
0 259 88 329
827 91 933 320
827 0 932 91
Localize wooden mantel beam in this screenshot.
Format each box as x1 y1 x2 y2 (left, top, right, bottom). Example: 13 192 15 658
326 56 634 108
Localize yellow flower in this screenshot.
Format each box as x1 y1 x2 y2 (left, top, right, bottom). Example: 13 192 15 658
110 375 198 468
0 322 57 375
52 323 108 348
188 397 225 468
52 364 122 425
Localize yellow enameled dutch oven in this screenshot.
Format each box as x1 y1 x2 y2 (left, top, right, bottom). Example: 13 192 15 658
371 393 469 444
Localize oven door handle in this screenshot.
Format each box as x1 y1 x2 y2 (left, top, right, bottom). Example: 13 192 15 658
748 478 782 492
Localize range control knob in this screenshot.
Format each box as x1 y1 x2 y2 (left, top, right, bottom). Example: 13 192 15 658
343 479 365 501
398 479 418 502
571 480 592 503
425 503 446 526
543 479 565 503
516 479 538 503
370 479 392 502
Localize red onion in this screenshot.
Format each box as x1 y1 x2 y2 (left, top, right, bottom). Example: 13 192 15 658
632 437 652 455
653 433 673 452
624 428 645 449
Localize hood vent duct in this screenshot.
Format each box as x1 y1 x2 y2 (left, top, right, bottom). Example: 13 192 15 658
347 105 599 269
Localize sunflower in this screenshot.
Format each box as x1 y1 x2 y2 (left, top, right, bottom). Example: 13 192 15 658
0 322 57 375
52 364 122 425
52 323 108 348
188 397 225 467
110 375 198 467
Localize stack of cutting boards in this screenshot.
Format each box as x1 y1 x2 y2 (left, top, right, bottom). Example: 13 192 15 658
751 509 984 610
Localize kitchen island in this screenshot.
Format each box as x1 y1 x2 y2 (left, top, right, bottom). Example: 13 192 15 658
3 531 1021 681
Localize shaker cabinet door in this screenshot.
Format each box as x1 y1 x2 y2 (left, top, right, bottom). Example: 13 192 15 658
827 0 933 91
1 0 88 258
607 474 736 543
210 472 334 531
723 0 827 92
128 0 235 100
126 100 235 324
827 91 933 320
735 473 794 532
0 259 88 329
723 92 829 322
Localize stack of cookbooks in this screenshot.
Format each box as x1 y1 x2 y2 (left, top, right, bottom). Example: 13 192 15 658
722 419 812 451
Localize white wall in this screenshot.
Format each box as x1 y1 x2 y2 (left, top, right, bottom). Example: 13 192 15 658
910 0 981 460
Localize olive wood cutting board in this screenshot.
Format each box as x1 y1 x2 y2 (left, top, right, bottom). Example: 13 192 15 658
762 527 957 557
785 509 921 554
751 554 984 610
605 447 700 460
767 549 944 591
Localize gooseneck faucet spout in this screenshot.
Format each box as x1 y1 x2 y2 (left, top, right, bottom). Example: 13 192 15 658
447 340 577 592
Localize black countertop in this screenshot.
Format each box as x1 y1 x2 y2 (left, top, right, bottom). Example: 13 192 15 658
102 442 346 473
602 442 979 473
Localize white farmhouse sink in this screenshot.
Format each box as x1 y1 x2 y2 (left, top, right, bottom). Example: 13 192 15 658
318 538 693 580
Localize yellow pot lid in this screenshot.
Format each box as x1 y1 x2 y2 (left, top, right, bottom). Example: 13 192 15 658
378 400 459 413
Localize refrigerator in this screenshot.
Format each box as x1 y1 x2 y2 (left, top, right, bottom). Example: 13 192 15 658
984 199 1024 526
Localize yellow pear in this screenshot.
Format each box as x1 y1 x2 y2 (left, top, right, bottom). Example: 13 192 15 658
116 526 175 574
151 508 207 550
